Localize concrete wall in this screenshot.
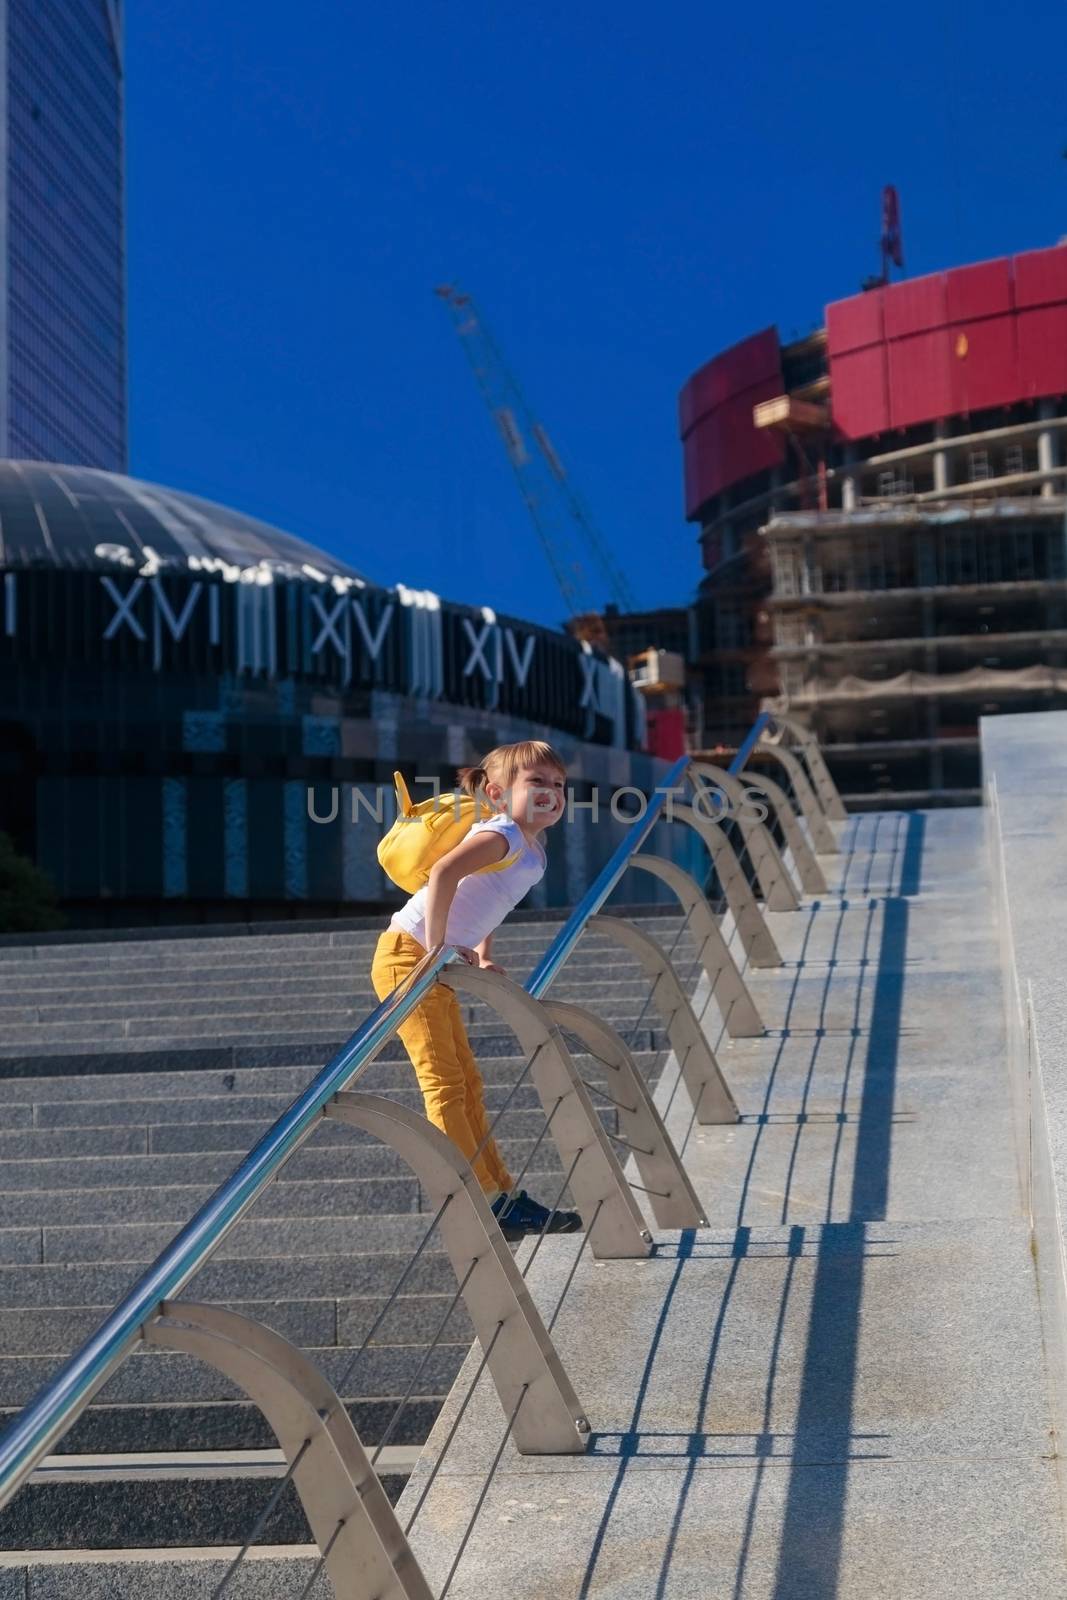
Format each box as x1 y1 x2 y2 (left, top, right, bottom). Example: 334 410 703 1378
983 710 1067 1510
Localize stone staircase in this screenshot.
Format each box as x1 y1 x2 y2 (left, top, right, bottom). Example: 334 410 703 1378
0 912 700 1588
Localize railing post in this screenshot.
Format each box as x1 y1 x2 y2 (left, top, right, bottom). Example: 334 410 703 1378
442 965 655 1259
145 1302 436 1599
586 914 739 1125
753 739 840 854
690 761 801 910
624 855 764 1037
769 712 848 820
544 998 708 1228
734 768 828 895
667 802 784 968
323 1092 590 1453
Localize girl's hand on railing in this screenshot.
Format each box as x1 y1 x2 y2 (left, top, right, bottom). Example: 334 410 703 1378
427 942 478 966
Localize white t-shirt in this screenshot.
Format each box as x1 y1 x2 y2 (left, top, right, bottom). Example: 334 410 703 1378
389 815 546 951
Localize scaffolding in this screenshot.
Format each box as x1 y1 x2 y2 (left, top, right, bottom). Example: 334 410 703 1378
764 498 1067 806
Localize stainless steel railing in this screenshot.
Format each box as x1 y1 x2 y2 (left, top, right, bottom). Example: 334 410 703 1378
0 714 790 1536
0 940 458 1500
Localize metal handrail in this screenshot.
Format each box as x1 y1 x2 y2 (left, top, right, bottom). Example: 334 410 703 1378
525 752 690 997
0 717 774 1512
0 944 456 1504
526 721 768 999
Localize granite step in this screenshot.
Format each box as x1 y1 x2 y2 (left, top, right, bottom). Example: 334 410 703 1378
135 996 655 1035
0 1211 456 1267
26 1081 554 1129
0 978 693 1028
1 1392 443 1455
0 1050 661 1108
0 947 675 998
0 906 685 1568
0 1543 374 1589
0 1137 565 1192
0 1249 467 1310
0 974 661 1018
0 1176 421 1229
5 1453 412 1553
0 1103 613 1163
0 911 683 960
0 955 640 990
0 1127 152 1163
21 1072 627 1130
0 1011 669 1049
0 1291 474 1357
0 1342 470 1409
0 1026 672 1078
0 928 690 984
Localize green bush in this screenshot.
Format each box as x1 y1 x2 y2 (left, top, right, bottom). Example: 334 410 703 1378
0 833 64 933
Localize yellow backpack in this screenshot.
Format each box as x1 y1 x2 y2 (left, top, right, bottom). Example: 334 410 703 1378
376 772 521 894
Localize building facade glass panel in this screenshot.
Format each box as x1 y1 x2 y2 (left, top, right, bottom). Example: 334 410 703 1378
4 0 127 469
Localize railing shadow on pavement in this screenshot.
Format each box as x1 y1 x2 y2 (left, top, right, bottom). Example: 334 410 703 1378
573 807 926 1600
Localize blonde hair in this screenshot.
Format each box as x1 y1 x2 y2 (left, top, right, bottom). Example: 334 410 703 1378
457 740 567 798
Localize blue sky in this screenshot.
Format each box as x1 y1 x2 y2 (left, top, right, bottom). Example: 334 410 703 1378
127 0 1067 629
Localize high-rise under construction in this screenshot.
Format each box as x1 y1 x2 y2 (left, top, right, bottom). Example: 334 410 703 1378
679 243 1067 806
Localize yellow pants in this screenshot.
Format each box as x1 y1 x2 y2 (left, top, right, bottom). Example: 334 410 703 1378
370 930 513 1197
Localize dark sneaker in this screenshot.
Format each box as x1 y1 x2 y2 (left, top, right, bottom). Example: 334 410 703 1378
491 1188 583 1240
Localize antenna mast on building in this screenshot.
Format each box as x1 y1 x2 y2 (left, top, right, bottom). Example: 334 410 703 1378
862 184 905 291
435 284 638 641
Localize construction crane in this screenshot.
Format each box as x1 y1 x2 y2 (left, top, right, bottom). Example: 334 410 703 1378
435 284 638 647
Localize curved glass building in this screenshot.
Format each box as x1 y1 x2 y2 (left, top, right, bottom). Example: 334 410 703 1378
0 463 655 924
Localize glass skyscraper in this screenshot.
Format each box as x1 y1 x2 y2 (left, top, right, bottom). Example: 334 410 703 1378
1 0 127 470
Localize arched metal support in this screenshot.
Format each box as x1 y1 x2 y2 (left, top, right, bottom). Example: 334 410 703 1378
442 964 654 1260
543 998 708 1229
668 802 783 968
145 1301 435 1600
586 915 739 1125
690 762 800 910
735 769 828 895
326 1091 589 1451
626 855 764 1038
772 713 848 820
753 739 839 855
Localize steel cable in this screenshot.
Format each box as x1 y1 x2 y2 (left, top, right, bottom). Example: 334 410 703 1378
437 1381 530 1599
330 1189 456 1379
368 1256 480 1468
403 1319 507 1534
546 1197 604 1333
578 1076 639 1115
292 1516 345 1600
554 899 712 1192
498 1095 566 1197
415 1164 604 1594
209 1435 313 1599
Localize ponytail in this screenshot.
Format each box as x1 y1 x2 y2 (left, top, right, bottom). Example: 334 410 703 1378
457 764 489 796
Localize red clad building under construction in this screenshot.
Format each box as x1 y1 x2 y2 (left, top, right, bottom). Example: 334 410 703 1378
680 241 1067 806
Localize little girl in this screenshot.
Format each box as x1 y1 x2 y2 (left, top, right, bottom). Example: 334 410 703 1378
371 739 582 1240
